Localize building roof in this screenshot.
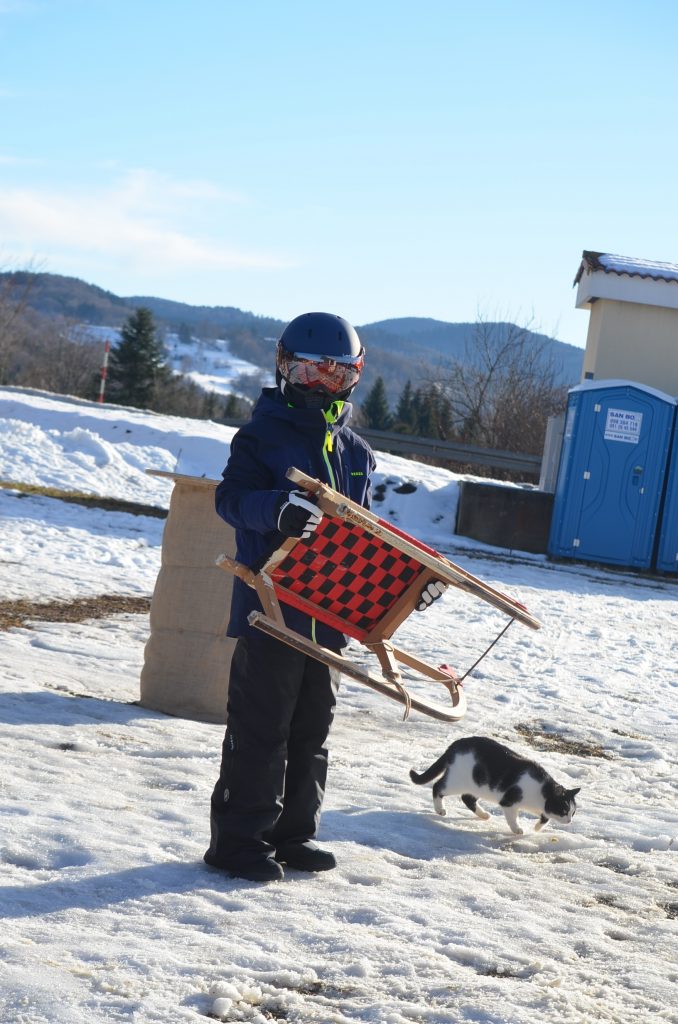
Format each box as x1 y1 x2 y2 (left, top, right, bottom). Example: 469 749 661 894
574 250 678 287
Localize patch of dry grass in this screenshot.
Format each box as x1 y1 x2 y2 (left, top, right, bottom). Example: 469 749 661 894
0 479 166 518
515 721 611 759
0 595 151 631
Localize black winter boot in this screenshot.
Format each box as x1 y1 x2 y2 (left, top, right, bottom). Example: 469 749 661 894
205 850 284 882
275 841 336 872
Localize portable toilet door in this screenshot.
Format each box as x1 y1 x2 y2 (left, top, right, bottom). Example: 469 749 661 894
548 380 677 569
656 413 678 573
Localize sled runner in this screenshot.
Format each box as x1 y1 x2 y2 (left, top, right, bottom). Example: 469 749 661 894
216 467 541 723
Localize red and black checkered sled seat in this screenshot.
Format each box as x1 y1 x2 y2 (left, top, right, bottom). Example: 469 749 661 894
217 467 541 723
271 516 426 640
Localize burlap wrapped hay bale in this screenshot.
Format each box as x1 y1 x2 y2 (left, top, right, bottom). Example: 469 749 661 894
140 472 237 723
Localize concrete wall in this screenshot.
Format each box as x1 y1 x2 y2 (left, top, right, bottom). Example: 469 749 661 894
581 298 678 393
455 481 554 554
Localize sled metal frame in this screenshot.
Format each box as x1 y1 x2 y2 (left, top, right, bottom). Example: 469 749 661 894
216 467 540 723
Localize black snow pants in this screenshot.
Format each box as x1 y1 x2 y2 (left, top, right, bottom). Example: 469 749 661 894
205 633 340 868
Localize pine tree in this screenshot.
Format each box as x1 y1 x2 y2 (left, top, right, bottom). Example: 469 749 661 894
412 383 453 439
107 307 169 408
361 376 393 430
223 393 251 420
412 387 434 436
394 379 416 433
177 322 193 345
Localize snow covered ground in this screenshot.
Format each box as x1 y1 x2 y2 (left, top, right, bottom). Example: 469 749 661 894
0 387 676 1024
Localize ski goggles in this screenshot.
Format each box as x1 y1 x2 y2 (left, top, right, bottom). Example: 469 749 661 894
279 348 365 395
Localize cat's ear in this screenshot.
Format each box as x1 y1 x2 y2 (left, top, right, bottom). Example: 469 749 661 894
569 787 581 798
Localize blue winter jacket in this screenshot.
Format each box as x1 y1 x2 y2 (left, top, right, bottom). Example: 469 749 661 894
216 387 376 650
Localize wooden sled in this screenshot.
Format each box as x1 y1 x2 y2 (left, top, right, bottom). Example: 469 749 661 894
216 467 541 722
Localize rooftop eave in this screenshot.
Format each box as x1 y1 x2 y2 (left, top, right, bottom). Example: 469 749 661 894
575 270 678 312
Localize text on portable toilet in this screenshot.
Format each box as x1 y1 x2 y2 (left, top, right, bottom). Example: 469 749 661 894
603 408 643 444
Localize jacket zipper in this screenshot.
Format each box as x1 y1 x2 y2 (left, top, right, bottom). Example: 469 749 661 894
312 420 337 645
323 426 337 489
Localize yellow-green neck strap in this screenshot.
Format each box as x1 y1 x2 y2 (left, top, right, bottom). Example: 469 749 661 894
323 400 345 425
323 401 344 454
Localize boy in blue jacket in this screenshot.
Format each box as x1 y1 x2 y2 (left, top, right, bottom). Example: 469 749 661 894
204 312 376 881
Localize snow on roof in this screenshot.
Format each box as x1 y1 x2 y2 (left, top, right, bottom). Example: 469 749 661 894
574 250 678 287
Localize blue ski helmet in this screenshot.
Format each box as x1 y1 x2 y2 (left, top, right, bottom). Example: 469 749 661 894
276 312 365 408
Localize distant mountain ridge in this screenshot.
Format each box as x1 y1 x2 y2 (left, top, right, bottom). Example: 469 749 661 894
2 272 583 397
363 316 584 384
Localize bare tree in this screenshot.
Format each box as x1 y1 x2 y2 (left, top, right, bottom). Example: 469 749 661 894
0 269 39 385
438 312 567 455
15 315 103 397
0 268 102 397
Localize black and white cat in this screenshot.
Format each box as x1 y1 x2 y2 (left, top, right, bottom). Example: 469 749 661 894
410 736 580 835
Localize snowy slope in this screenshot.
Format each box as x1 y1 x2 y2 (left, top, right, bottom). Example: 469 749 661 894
86 325 273 401
0 386 676 1024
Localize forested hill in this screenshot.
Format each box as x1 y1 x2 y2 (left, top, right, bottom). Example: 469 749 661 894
1 272 583 396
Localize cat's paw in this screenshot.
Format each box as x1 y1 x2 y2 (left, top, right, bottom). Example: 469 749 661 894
510 826 524 835
476 809 490 820
435 806 447 816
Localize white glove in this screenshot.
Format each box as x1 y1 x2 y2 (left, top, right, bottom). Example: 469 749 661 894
276 490 323 539
416 580 448 612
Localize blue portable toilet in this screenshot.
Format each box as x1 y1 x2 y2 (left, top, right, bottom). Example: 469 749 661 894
548 380 677 569
656 413 678 573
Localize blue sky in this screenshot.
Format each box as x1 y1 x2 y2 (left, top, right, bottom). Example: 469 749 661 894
1 0 677 348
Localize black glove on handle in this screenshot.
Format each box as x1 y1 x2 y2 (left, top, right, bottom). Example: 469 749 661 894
276 490 323 539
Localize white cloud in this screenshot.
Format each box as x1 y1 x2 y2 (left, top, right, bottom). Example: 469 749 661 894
109 168 247 212
0 170 289 273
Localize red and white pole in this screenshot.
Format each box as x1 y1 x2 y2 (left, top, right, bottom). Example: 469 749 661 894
98 338 111 404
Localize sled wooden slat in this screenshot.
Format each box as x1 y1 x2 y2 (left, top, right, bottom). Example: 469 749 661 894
247 612 468 723
216 467 541 722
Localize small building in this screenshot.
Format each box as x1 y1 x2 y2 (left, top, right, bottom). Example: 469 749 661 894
574 251 678 393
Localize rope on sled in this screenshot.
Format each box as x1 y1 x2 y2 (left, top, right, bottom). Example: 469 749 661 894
459 618 516 683
394 679 413 722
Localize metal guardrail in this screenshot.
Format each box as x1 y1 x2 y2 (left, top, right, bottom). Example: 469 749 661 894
221 419 542 476
348 427 542 475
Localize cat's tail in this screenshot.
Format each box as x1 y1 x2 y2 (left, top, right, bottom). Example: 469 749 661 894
409 752 449 785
